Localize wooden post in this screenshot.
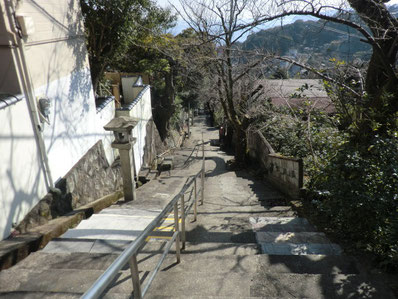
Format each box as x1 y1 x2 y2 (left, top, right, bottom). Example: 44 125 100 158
112 84 121 108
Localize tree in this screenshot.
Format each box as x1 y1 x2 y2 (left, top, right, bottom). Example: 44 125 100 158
117 28 210 139
183 0 398 145
177 0 268 164
249 0 398 142
245 0 398 267
120 33 179 139
80 0 175 92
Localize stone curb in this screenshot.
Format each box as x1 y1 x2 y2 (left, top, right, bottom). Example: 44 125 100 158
0 190 123 271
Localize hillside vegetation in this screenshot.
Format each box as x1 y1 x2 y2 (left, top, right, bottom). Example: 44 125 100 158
241 5 398 64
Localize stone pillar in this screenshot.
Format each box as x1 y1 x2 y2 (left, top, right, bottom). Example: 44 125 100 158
111 141 137 201
104 116 139 202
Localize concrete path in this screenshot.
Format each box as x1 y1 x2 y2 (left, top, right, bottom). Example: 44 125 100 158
0 116 395 298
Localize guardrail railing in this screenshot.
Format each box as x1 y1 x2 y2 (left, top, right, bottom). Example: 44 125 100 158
81 138 206 299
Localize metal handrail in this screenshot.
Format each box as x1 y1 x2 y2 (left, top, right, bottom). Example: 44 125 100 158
81 138 206 299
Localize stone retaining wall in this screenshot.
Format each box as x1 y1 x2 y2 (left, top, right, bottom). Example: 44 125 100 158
15 119 164 234
247 131 303 199
15 140 122 233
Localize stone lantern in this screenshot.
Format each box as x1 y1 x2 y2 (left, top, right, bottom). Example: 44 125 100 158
104 116 139 201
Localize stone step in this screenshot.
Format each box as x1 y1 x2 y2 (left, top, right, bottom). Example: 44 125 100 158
193 207 297 218
205 180 274 188
249 193 285 201
0 292 81 299
185 228 256 243
157 254 359 275
152 254 359 275
196 204 295 215
255 254 359 275
138 166 151 180
185 217 253 232
139 296 264 299
0 292 129 299
200 197 278 207
259 243 342 255
255 232 330 244
42 238 131 253
144 240 260 256
249 216 319 232
250 216 310 226
0 268 134 295
145 271 254 298
98 207 161 217
42 238 259 256
12 251 359 275
147 170 159 181
56 209 180 244
60 227 142 241
145 272 395 298
59 214 156 240
184 215 313 233
13 251 121 271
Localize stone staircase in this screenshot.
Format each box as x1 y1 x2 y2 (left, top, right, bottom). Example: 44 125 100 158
0 118 395 298
143 161 394 298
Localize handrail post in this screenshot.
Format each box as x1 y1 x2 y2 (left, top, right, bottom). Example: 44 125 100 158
180 194 186 250
82 168 206 299
129 254 142 299
202 133 205 159
201 133 205 205
173 202 181 263
201 168 205 206
194 177 197 221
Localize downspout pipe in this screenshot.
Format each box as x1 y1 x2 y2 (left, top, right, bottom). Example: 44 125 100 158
6 0 54 189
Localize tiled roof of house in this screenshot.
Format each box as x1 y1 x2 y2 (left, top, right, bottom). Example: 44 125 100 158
260 79 334 113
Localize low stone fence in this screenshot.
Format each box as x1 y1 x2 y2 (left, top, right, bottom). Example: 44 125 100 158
247 131 303 199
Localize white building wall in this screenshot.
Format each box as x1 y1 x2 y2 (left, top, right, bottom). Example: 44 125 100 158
0 0 115 240
96 102 117 165
0 100 48 240
35 68 115 182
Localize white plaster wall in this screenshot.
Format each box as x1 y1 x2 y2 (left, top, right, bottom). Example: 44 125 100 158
36 67 115 182
0 100 48 240
96 101 116 165
0 67 115 240
0 0 116 240
121 76 137 103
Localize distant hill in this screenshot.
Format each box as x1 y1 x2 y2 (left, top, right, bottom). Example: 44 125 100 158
240 5 398 64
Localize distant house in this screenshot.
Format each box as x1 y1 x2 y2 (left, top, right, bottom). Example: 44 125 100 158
0 1 156 240
261 79 335 114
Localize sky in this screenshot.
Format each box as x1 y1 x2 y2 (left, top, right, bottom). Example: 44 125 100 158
156 0 398 40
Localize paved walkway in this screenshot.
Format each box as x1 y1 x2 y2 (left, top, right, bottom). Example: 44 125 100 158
0 116 395 298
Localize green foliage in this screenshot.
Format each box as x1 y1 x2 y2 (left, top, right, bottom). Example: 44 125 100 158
80 0 175 91
169 95 183 131
259 95 342 175
258 86 398 268
212 108 225 127
307 135 398 268
119 28 210 139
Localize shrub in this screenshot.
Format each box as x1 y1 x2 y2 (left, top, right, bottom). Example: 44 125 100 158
260 106 343 179
308 135 398 268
